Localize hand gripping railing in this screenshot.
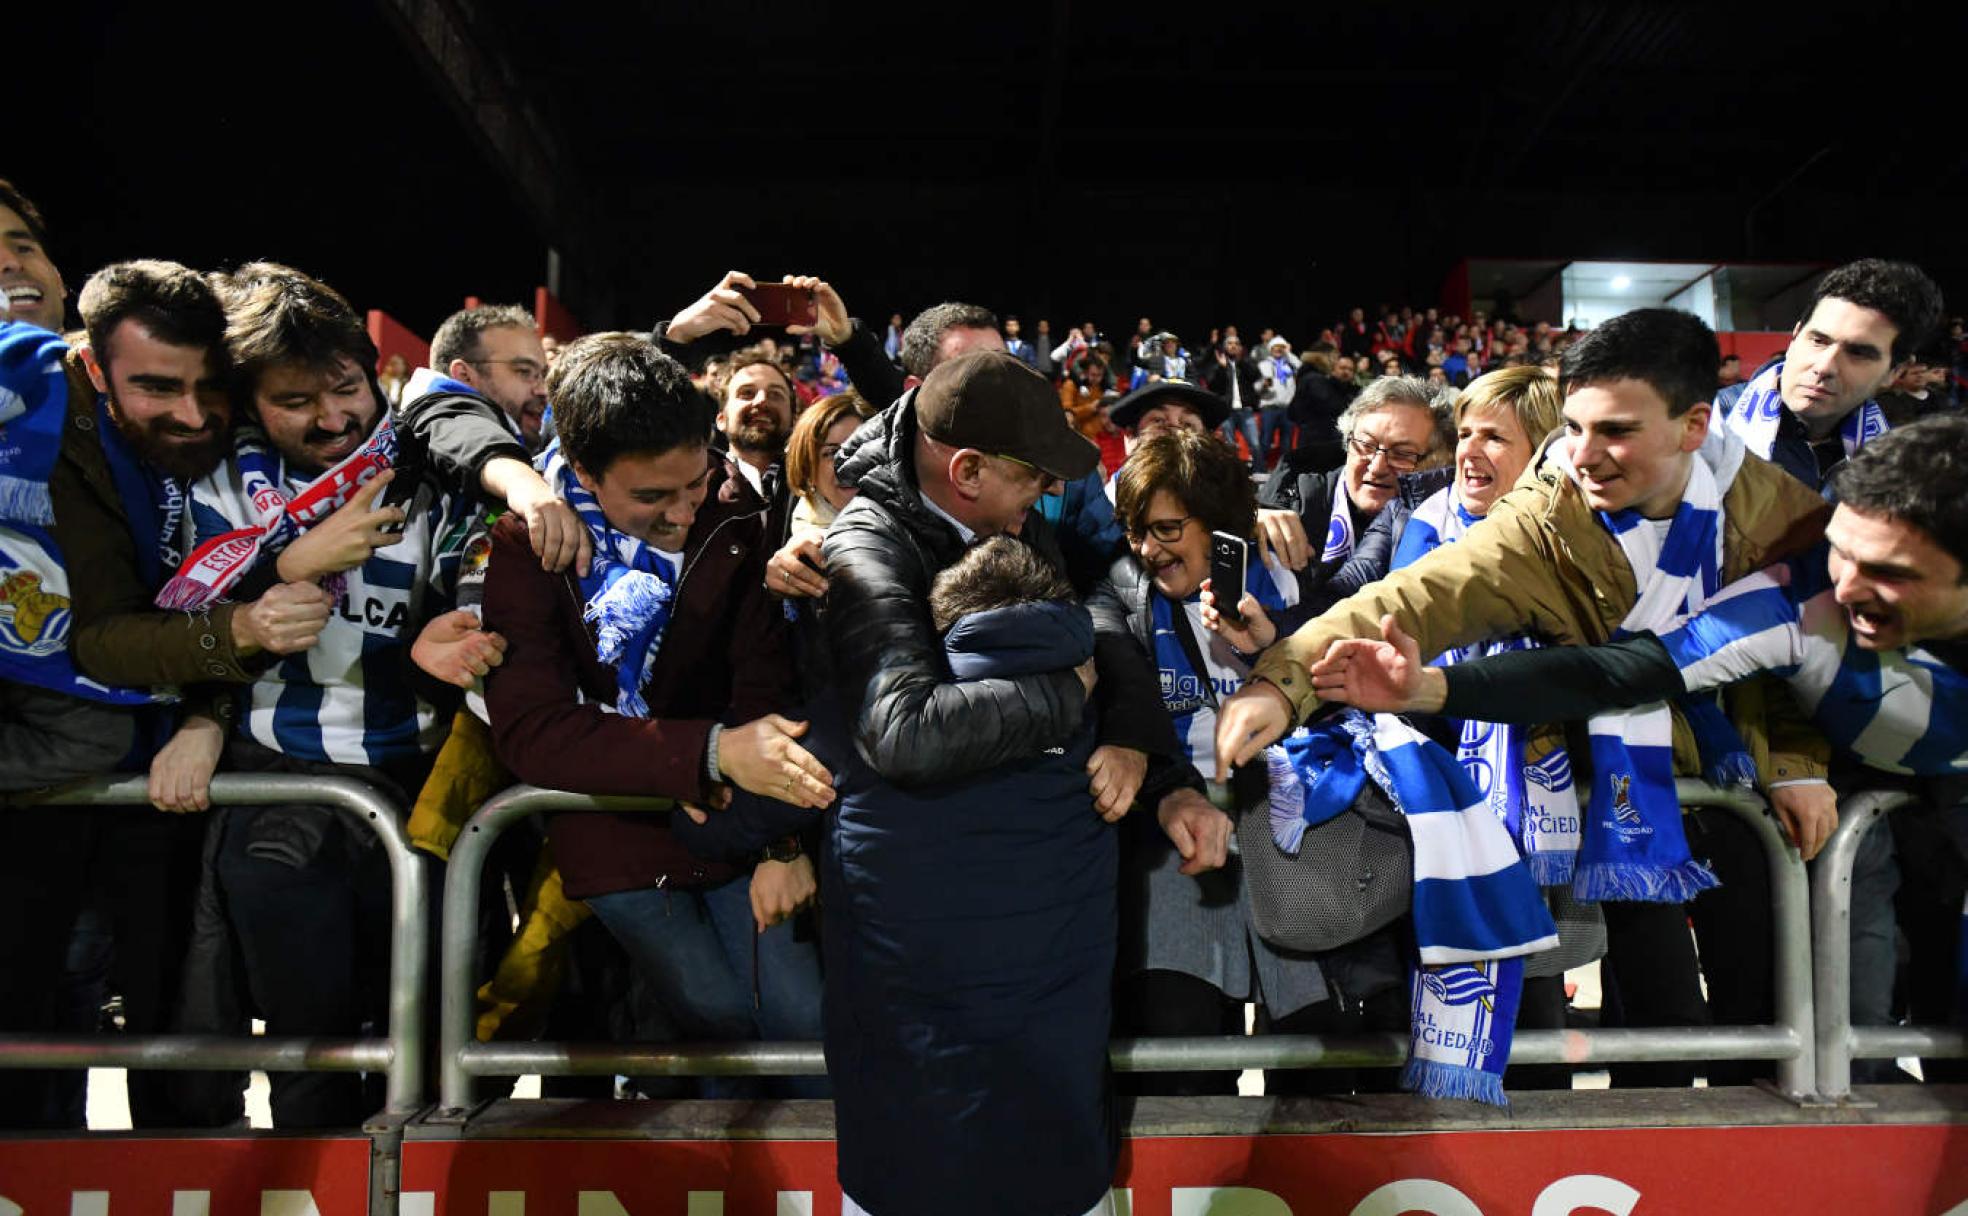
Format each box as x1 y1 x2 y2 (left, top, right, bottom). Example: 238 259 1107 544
0 773 429 1118
1811 789 1968 1099
440 779 1817 1112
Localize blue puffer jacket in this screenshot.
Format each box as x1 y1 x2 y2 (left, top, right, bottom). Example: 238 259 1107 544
822 597 1119 1216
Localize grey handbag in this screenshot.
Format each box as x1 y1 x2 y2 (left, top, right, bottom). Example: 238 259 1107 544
1235 764 1412 953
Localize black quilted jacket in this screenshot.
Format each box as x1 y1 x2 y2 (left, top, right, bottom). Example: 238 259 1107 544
820 395 1182 790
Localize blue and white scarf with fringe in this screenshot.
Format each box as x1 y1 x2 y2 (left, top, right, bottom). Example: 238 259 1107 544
539 440 678 718
1392 487 1582 886
1266 711 1557 1105
1550 427 1751 902
0 323 166 706
1722 358 1888 464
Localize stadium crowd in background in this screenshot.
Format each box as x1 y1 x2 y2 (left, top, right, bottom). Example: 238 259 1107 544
3 169 1967 1215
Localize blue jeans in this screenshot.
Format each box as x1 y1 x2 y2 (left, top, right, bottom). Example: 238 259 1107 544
587 872 827 1098
1221 409 1264 471
1258 407 1292 467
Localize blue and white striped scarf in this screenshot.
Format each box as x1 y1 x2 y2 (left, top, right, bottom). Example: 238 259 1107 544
1550 428 1747 902
1393 488 1582 885
539 440 678 719
1722 359 1888 465
1267 711 1558 1105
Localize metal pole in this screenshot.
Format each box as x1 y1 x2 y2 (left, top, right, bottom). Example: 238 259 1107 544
0 1035 390 1071
1811 791 1914 1098
437 785 671 1115
1675 779 1817 1100
25 774 426 1115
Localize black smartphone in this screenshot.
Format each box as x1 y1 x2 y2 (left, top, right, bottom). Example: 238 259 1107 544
1209 531 1248 626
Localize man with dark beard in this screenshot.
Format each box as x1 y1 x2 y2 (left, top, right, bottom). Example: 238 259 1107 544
0 256 307 1130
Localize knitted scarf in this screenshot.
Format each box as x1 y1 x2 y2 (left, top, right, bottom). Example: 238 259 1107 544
156 414 399 610
1723 359 1888 464
1548 429 1749 902
0 324 165 705
1319 475 1357 565
1267 711 1557 1105
1392 487 1581 885
539 440 678 718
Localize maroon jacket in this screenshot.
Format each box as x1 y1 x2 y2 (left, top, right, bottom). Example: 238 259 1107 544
481 455 795 899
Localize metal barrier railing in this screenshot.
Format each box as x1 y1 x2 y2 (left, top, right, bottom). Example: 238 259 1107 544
1811 789 1968 1100
0 773 429 1118
436 778 1816 1113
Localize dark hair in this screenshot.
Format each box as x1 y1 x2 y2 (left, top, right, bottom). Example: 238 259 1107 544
785 389 875 503
0 177 50 245
1828 415 1968 579
214 261 377 392
1806 259 1944 366
928 536 1072 632
77 259 227 371
1559 308 1719 418
900 302 999 378
1114 428 1257 543
711 344 798 407
549 332 712 477
431 304 538 370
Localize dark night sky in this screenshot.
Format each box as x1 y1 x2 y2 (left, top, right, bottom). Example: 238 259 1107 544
18 1 1968 346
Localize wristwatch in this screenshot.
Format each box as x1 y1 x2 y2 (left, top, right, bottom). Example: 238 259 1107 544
761 835 803 864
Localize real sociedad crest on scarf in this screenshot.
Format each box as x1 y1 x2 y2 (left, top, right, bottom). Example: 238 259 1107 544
0 535 72 659
1420 963 1497 1012
1524 747 1572 792
1607 772 1653 839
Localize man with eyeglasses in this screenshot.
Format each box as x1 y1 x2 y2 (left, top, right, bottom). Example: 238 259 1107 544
1256 376 1453 584
423 304 552 451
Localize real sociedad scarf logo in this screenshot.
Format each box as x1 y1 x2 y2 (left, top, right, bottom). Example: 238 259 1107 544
1421 964 1497 1011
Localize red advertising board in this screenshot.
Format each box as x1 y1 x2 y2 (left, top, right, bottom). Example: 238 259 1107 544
0 1137 370 1215
400 1124 1968 1215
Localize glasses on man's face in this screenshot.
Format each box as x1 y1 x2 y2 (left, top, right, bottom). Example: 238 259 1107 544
991 451 1062 495
1346 434 1425 471
1129 515 1194 544
474 358 546 385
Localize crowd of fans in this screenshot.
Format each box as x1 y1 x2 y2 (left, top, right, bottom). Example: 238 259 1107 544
4 169 1967 1216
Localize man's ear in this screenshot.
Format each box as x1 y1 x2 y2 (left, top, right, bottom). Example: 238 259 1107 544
1681 401 1713 452
947 449 986 498
78 343 108 394
570 460 601 496
446 357 479 389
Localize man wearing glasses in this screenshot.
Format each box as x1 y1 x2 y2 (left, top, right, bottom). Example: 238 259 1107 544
423 304 551 451
1256 375 1454 580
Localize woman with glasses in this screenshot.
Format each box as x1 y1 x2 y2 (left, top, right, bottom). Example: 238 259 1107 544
1256 376 1454 586
784 389 876 533
1089 429 1407 1096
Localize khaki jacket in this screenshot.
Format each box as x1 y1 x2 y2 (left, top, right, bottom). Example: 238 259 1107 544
48 352 263 689
1252 434 1835 786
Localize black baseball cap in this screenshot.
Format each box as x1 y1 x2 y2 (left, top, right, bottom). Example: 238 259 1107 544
915 351 1100 481
1107 379 1230 432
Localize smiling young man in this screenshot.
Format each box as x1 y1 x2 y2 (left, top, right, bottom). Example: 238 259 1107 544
480 331 828 1095
0 180 64 333
1716 259 1942 491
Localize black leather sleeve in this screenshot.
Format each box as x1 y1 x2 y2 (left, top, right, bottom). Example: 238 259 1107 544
831 320 906 411
822 517 1085 788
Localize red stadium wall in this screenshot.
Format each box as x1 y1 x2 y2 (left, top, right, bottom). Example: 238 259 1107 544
368 309 430 373
1718 330 1790 370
